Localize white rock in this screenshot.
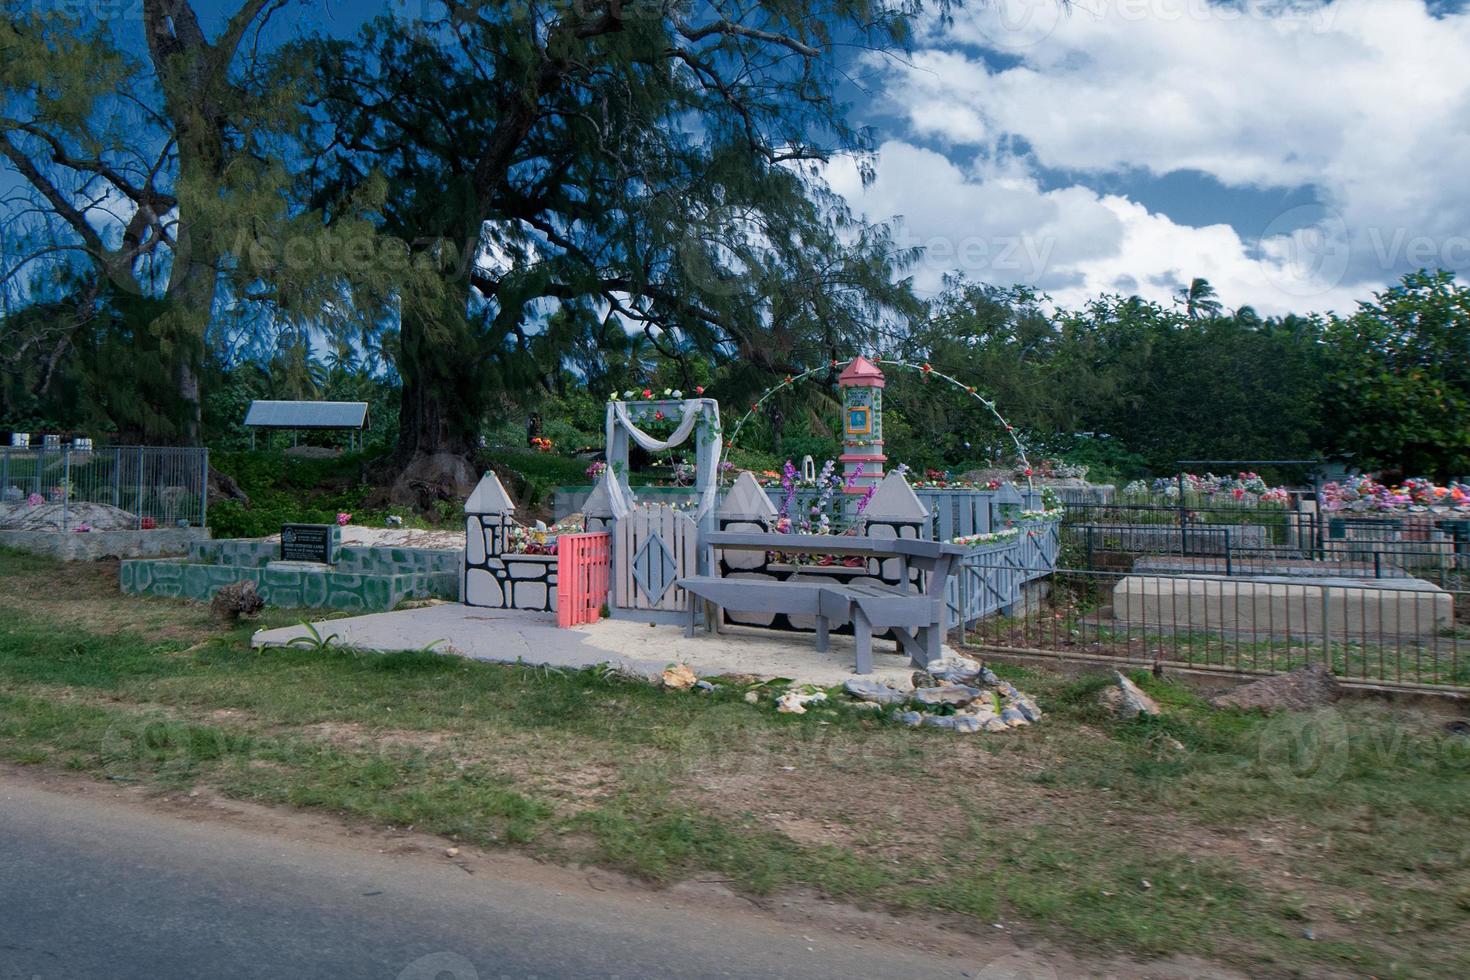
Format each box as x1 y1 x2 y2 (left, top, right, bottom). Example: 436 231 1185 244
1098 671 1162 719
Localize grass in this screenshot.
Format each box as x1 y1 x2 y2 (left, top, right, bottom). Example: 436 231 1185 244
1 549 1469 976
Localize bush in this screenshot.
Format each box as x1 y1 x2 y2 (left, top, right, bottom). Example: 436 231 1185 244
207 451 378 537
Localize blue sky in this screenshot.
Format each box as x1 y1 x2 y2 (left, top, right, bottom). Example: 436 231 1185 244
827 0 1470 313
260 0 1470 314
13 0 1470 318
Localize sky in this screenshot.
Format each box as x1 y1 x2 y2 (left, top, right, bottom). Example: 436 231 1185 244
9 0 1468 321
827 0 1470 314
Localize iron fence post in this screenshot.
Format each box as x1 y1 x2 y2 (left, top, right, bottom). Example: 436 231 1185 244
113 447 121 508
1224 529 1232 577
200 447 209 529
61 447 70 531
136 446 144 530
1320 583 1332 669
1177 471 1188 557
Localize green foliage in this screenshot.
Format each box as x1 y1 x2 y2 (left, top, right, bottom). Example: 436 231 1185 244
207 451 378 537
890 279 1333 475
1323 270 1470 477
305 1 927 460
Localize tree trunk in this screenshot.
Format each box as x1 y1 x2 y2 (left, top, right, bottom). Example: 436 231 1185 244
387 304 484 508
161 250 213 445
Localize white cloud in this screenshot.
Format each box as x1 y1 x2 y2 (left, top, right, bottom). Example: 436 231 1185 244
842 0 1470 312
830 141 1365 313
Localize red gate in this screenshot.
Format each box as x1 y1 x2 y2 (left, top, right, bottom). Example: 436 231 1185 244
556 531 612 627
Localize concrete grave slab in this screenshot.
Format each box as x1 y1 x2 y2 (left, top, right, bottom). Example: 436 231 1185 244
251 604 930 687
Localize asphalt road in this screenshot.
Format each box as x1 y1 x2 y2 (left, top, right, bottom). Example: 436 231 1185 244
0 779 976 980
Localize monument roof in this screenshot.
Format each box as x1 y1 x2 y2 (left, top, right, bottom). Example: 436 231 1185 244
837 356 885 387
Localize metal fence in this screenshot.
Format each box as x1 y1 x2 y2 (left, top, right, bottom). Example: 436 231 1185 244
0 446 209 532
962 565 1470 692
1062 495 1470 590
952 490 1470 692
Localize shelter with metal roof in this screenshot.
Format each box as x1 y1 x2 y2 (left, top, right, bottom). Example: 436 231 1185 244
244 400 370 449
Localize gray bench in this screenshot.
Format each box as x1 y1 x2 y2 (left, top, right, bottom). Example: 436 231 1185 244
679 532 964 673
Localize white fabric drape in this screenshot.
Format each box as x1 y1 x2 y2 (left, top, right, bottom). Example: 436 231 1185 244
603 400 722 520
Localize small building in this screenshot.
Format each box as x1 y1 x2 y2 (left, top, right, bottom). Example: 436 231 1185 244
243 400 370 450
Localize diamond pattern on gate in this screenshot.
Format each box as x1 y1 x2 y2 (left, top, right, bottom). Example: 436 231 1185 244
631 532 679 603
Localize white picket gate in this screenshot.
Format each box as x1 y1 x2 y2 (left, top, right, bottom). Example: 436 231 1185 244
614 503 699 613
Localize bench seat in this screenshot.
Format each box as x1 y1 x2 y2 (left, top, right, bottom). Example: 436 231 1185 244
679 574 943 674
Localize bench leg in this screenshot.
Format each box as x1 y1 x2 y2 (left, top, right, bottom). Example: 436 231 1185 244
686 599 697 638
815 614 830 653
853 608 874 675
921 623 942 666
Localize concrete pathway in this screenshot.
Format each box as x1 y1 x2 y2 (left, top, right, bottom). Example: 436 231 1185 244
252 604 924 687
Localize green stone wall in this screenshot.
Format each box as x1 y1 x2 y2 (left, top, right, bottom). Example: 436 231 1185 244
121 544 460 611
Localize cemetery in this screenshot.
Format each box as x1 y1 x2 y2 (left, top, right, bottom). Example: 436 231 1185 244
8 3 1470 976
13 351 1466 692
252 358 1063 700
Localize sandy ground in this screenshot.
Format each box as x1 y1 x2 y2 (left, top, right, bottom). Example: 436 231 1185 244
252 604 927 687
262 525 466 550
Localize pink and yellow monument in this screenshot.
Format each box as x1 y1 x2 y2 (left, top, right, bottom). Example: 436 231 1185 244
838 355 886 494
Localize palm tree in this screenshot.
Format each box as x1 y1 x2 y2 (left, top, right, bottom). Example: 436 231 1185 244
1177 278 1223 321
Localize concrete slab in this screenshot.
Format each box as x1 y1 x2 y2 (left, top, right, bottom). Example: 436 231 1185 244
1113 573 1454 639
250 604 926 688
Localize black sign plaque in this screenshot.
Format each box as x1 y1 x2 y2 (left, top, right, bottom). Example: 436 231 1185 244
280 523 334 564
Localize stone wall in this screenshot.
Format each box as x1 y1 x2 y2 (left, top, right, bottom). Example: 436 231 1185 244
1 527 207 561
119 542 460 611
461 487 558 617
462 506 560 613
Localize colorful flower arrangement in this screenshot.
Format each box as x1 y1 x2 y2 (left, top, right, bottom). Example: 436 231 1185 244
25 492 43 507
585 460 607 481
908 469 1003 490
336 512 352 526
530 436 554 453
1123 472 1290 504
503 516 587 555
1320 476 1470 513
951 527 1023 547
1022 459 1089 481
505 523 557 555
610 386 698 401
140 516 156 530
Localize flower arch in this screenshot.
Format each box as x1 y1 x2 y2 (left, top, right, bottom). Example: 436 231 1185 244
720 358 1034 491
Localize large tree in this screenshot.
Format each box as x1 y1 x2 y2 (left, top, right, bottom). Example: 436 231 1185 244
0 1 372 443
305 0 928 504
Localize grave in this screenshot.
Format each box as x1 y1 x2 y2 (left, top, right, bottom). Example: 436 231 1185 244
1112 572 1454 639
121 525 458 611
